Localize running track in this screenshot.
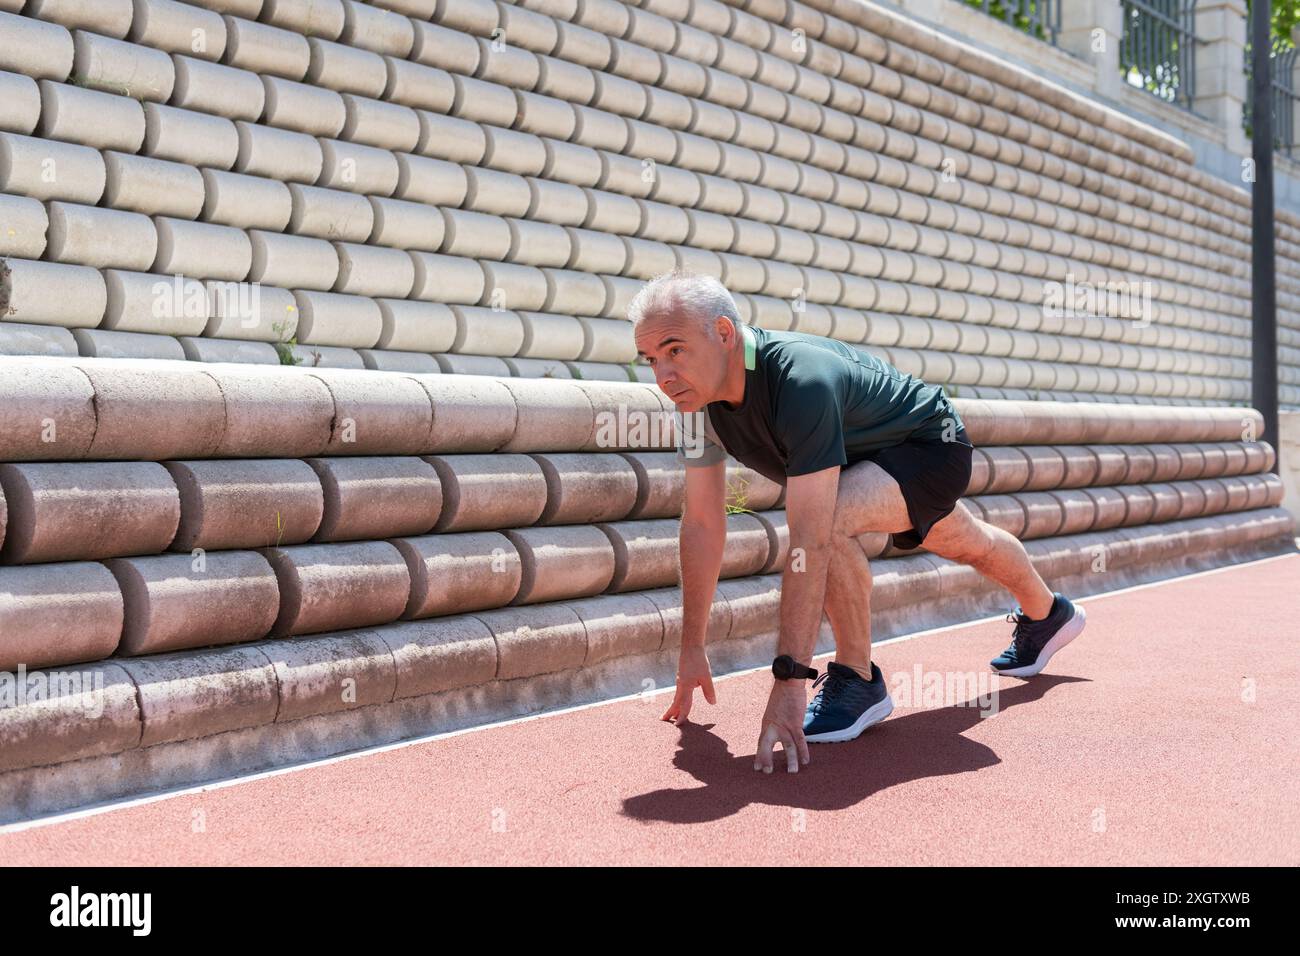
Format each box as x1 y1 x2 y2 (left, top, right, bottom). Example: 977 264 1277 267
3 553 1297 865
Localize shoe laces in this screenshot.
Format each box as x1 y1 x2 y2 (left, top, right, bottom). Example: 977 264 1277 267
809 668 849 714
1004 611 1034 659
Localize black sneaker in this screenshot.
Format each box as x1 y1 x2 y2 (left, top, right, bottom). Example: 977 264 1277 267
802 661 894 743
990 592 1087 678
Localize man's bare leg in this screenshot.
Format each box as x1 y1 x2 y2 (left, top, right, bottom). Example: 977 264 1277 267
820 461 1057 682
921 502 1054 620
821 459 914 682
823 534 875 680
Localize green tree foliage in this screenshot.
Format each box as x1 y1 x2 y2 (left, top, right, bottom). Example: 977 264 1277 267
1245 0 1300 47
1243 0 1300 141
961 0 1052 43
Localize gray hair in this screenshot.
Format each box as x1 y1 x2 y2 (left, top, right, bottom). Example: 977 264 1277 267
626 269 741 341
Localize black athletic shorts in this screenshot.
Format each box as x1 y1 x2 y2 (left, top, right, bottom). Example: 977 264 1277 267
849 424 974 551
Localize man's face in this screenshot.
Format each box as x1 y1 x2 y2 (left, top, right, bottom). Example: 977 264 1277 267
634 313 731 413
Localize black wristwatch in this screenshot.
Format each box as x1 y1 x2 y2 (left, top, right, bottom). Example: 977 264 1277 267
772 654 818 681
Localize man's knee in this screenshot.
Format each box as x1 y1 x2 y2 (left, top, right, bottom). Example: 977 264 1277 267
828 528 867 563
928 510 997 564
954 530 998 565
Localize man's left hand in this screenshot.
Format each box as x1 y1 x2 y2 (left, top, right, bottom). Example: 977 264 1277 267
754 679 811 773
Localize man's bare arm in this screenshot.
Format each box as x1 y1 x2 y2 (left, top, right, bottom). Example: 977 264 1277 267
662 459 728 724
678 459 727 647
775 466 841 666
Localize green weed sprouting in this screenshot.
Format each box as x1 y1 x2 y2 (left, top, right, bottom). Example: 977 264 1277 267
725 474 756 515
271 319 302 366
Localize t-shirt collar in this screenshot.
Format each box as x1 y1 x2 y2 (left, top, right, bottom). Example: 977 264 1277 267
742 323 756 371
717 324 757 413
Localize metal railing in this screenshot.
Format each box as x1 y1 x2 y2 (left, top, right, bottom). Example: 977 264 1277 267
1244 33 1298 157
1120 0 1201 111
961 0 1062 46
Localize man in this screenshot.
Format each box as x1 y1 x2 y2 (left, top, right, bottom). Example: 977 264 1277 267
629 270 1087 774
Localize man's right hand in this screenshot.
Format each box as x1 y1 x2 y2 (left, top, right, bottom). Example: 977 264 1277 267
661 644 717 725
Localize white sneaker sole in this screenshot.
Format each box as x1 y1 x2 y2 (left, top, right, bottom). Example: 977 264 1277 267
805 694 895 744
991 603 1087 678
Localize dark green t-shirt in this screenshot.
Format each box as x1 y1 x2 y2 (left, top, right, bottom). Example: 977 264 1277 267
674 324 964 484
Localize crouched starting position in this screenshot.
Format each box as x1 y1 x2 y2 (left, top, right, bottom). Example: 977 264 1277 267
630 271 1087 774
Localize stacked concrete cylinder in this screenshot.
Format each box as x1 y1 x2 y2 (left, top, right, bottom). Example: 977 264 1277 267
0 0 1294 404
0 355 1294 777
